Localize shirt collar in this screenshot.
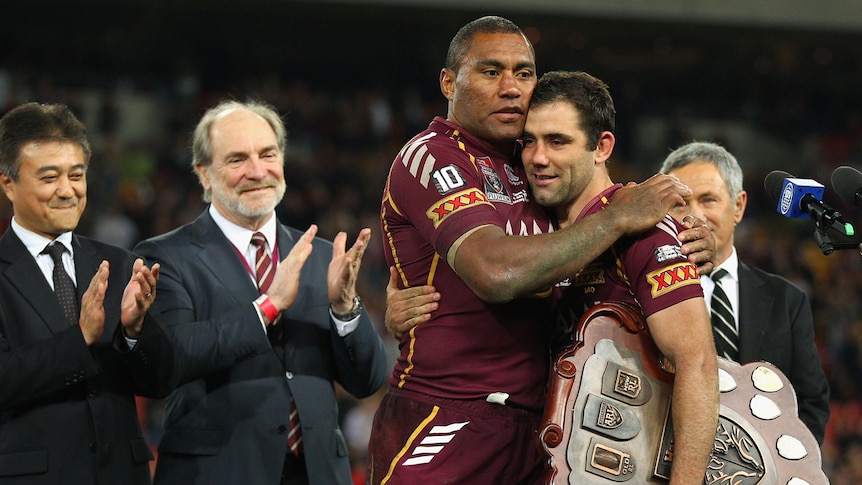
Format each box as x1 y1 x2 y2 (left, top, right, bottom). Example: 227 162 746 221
208 205 278 252
714 246 739 284
11 217 74 258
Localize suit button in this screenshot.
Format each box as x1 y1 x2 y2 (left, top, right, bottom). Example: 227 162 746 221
285 371 294 380
89 442 97 452
277 425 287 434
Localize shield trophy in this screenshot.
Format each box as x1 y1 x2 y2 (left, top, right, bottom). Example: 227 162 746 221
539 302 828 485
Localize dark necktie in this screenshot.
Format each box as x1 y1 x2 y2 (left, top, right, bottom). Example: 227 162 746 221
42 243 79 326
710 268 739 361
251 233 302 455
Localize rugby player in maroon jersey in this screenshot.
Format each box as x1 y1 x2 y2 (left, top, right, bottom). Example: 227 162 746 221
369 17 715 485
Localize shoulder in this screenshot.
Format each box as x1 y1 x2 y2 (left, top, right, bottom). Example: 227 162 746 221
741 263 807 299
395 126 478 168
75 234 134 261
135 216 205 252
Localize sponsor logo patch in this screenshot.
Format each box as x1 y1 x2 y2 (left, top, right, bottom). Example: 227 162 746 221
426 188 490 227
511 189 529 204
647 262 700 297
654 244 684 263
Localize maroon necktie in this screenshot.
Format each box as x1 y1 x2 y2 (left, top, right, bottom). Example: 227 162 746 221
251 232 302 455
42 243 79 326
251 232 275 294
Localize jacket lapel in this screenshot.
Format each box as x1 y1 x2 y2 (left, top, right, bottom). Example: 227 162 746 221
737 263 772 361
0 230 70 334
191 211 259 306
72 234 100 303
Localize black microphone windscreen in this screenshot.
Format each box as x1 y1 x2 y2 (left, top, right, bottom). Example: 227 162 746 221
831 165 862 206
764 170 794 202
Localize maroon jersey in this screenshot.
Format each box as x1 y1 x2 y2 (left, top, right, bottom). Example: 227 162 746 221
557 184 703 333
381 117 555 411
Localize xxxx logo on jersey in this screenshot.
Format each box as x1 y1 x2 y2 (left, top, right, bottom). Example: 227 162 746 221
647 262 700 298
426 188 491 228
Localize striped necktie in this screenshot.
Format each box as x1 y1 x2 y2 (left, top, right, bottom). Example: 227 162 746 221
251 232 303 455
710 268 739 361
252 232 281 343
251 232 274 294
42 243 79 326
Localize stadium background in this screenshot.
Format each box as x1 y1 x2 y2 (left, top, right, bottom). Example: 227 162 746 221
3 0 862 482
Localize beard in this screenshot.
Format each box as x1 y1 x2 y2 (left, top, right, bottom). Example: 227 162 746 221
211 178 286 220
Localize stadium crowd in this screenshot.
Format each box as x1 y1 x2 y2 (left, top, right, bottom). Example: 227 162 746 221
2 33 862 480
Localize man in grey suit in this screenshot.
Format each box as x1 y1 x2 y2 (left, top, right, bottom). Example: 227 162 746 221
0 102 172 484
134 100 387 485
660 141 830 443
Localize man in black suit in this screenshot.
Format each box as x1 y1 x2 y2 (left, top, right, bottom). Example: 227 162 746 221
0 103 174 484
660 141 830 443
134 100 387 485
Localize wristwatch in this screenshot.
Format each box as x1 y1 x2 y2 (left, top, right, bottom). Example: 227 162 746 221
332 295 362 322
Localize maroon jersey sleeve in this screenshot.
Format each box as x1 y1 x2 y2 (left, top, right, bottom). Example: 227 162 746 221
383 131 506 264
622 215 703 317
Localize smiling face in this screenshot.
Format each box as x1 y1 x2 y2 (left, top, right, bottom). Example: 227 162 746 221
440 32 536 153
521 101 614 224
195 108 286 230
0 141 87 239
667 160 746 265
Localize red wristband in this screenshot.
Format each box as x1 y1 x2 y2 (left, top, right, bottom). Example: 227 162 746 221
258 295 280 324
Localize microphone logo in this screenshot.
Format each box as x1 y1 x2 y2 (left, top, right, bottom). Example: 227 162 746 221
780 182 794 216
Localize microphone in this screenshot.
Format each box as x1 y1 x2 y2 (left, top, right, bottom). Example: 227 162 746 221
764 170 855 237
831 165 862 206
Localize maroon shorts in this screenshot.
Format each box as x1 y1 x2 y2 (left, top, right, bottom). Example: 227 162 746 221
366 386 545 485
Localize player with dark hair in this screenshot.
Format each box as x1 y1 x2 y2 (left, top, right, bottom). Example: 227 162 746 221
521 71 717 484
369 16 715 484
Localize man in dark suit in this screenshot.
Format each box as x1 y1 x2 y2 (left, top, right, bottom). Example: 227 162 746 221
0 103 174 484
660 141 830 443
134 100 387 485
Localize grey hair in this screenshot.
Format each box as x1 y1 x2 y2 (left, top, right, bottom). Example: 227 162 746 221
191 100 286 202
191 99 286 169
659 141 744 200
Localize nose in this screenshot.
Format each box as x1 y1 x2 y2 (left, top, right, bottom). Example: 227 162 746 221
673 201 704 223
246 156 268 179
525 141 548 168
687 203 706 222
499 73 520 98
55 174 76 198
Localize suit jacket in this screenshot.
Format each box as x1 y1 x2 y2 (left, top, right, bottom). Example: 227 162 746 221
0 229 175 485
134 210 387 485
737 261 830 443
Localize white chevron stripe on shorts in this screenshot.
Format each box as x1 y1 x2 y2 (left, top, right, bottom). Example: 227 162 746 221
402 421 469 466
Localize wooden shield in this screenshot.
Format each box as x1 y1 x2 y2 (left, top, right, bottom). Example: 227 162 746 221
539 302 828 485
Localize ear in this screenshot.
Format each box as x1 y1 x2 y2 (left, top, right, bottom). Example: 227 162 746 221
0 172 15 205
594 131 616 165
734 189 748 224
440 68 455 101
193 163 211 192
